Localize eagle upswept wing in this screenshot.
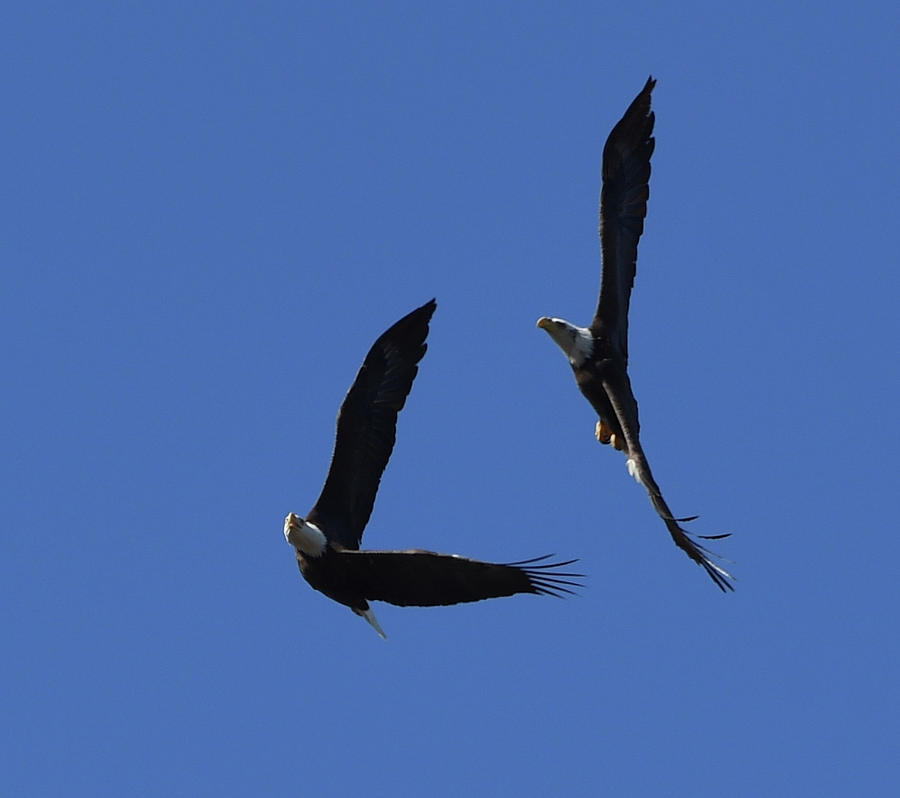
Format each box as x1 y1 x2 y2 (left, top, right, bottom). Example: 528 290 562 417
593 76 656 363
307 299 436 549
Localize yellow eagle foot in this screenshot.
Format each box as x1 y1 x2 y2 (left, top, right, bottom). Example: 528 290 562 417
595 419 626 451
595 419 613 445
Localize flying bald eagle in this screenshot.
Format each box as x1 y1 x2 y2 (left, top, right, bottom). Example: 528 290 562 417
537 77 733 591
285 299 581 637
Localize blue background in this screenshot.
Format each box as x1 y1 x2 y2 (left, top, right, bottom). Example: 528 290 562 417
3 2 897 795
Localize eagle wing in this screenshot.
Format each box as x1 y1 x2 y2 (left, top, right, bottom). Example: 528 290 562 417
600 368 734 591
593 76 656 362
336 550 581 607
307 299 436 549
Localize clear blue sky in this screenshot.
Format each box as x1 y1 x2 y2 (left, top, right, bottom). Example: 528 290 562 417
3 2 897 795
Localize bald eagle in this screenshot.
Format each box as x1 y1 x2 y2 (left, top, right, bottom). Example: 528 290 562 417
537 77 733 591
285 299 581 637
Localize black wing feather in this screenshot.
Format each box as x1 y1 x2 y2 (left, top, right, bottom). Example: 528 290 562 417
307 299 436 549
594 76 656 362
600 370 734 591
337 550 582 607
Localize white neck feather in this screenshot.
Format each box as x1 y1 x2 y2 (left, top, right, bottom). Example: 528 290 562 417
569 326 594 366
540 317 594 367
284 513 327 556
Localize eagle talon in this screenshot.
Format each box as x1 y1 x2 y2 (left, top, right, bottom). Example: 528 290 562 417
595 420 613 445
595 420 626 451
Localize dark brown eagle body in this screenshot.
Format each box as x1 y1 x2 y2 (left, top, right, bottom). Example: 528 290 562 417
572 328 632 442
